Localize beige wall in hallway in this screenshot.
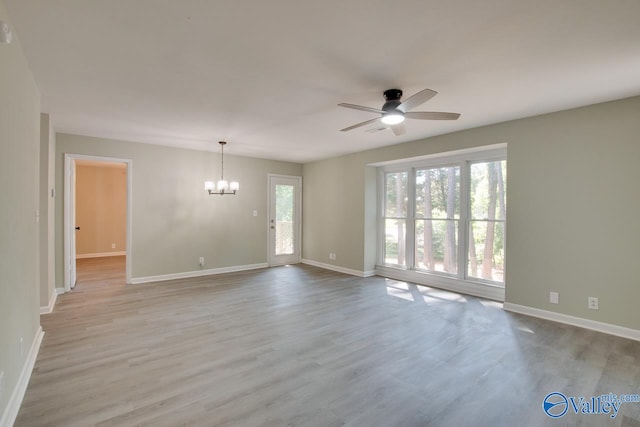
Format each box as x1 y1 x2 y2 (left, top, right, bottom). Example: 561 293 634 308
75 164 127 256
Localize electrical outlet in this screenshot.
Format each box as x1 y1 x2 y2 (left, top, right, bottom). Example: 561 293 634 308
549 292 559 304
253 210 258 217
329 253 336 261
588 297 599 310
111 243 116 249
19 337 24 358
199 257 205 267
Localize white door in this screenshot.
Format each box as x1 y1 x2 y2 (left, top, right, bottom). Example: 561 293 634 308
268 175 301 266
70 159 77 289
64 156 77 290
64 153 133 290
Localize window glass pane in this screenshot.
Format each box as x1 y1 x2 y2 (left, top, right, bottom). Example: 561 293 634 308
468 220 505 283
275 184 294 255
470 160 506 220
385 172 407 218
414 219 458 274
415 167 459 219
384 219 406 266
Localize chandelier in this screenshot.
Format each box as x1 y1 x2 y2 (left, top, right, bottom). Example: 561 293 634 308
204 141 239 195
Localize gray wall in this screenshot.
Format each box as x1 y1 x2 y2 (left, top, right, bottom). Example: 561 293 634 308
55 134 302 284
0 0 41 418
303 95 640 330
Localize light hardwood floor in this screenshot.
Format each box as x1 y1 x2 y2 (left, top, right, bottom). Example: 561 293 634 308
15 257 640 426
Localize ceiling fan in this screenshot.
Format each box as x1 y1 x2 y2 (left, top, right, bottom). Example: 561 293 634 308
338 88 461 136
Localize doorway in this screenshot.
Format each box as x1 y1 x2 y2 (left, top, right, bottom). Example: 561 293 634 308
64 154 132 291
268 175 301 266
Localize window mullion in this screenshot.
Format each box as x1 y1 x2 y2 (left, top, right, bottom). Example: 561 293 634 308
459 160 470 279
406 168 416 270
377 169 385 266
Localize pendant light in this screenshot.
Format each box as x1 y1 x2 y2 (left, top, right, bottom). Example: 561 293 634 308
204 141 239 195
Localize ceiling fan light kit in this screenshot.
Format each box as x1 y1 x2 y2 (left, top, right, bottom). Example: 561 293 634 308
381 113 404 125
338 87 461 135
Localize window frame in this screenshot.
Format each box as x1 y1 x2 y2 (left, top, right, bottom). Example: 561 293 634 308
378 145 507 297
465 158 507 285
380 168 411 268
412 163 462 278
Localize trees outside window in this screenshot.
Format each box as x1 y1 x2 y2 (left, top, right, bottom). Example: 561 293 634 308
415 167 460 274
468 160 506 282
381 150 506 286
275 184 295 255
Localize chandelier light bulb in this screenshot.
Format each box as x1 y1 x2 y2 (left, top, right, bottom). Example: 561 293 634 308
217 180 229 191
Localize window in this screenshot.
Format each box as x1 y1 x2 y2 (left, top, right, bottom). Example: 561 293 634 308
383 171 407 266
415 166 460 275
379 146 506 289
468 160 506 282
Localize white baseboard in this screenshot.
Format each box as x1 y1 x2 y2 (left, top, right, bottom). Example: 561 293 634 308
0 326 44 427
130 263 269 285
39 290 58 315
55 287 65 295
301 259 376 277
376 265 505 301
503 303 640 342
76 251 126 259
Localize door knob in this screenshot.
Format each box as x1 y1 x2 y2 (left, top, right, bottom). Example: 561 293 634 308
75 226 80 231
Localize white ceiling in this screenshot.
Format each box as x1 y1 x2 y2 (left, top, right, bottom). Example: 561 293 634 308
6 0 640 163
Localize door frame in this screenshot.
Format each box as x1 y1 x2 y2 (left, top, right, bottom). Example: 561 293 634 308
267 174 302 266
64 153 133 291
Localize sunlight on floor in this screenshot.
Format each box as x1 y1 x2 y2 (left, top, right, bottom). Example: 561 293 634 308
479 300 503 309
517 325 535 334
386 287 415 301
422 289 467 303
384 278 471 305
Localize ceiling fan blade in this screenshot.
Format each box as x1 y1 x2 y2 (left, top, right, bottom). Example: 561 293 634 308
340 117 381 132
338 103 384 114
405 111 461 120
398 88 437 112
391 123 406 136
